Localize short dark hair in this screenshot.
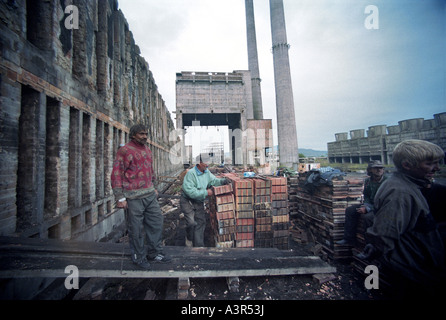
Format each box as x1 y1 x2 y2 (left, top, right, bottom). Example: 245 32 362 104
129 124 147 140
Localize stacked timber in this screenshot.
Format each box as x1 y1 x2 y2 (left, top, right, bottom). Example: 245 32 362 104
290 172 364 260
270 177 290 249
209 184 236 247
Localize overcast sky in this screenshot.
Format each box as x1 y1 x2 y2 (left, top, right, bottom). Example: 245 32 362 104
118 0 445 152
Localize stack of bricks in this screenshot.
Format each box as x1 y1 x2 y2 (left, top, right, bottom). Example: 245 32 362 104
253 178 273 248
270 177 290 249
223 173 255 248
287 176 300 216
211 173 291 249
290 172 364 260
209 184 236 247
254 202 273 247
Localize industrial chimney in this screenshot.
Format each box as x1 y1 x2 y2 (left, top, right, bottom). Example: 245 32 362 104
245 0 264 120
270 0 299 168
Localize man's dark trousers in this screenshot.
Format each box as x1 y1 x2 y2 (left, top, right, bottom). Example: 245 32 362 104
343 204 374 244
180 196 206 247
127 191 164 260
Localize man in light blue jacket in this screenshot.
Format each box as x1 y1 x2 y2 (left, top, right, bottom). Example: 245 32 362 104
180 158 229 247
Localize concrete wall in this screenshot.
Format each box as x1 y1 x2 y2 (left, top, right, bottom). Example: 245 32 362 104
175 71 252 119
0 0 182 239
175 70 252 166
327 113 446 165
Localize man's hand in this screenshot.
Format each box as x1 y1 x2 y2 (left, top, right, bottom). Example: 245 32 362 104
356 206 367 214
116 200 128 209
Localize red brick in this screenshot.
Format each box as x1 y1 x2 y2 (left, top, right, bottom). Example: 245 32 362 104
215 194 234 205
212 184 233 195
236 232 254 240
272 185 287 193
268 177 287 186
236 218 254 226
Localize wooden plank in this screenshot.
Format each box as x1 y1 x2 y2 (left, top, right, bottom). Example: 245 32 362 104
0 254 335 278
0 237 336 279
177 277 190 300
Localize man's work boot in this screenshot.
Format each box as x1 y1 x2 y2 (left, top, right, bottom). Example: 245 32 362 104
132 254 151 270
150 253 172 263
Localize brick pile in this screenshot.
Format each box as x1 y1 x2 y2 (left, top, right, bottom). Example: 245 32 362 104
210 173 290 249
227 174 255 247
253 178 273 248
209 184 236 248
254 202 273 248
289 172 364 260
270 177 290 249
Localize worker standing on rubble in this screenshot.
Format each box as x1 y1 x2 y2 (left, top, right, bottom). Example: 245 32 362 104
336 160 387 248
111 124 171 270
366 140 446 298
180 156 229 247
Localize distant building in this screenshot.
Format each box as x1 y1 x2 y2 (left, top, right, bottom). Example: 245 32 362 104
327 112 446 165
201 142 225 165
175 71 273 167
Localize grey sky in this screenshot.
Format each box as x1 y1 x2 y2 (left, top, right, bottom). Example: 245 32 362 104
118 0 445 151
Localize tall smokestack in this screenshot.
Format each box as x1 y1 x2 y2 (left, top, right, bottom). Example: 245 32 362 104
270 0 298 168
245 0 263 120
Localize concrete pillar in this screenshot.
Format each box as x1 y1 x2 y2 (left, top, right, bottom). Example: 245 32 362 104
16 87 46 233
245 0 263 120
72 0 87 79
0 71 21 235
270 0 298 168
103 123 113 197
68 108 83 208
97 0 109 95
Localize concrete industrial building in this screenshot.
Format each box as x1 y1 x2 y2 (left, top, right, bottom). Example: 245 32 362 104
0 0 182 239
327 112 446 165
175 71 273 168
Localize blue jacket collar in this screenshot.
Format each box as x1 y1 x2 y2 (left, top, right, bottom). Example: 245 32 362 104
195 165 208 176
